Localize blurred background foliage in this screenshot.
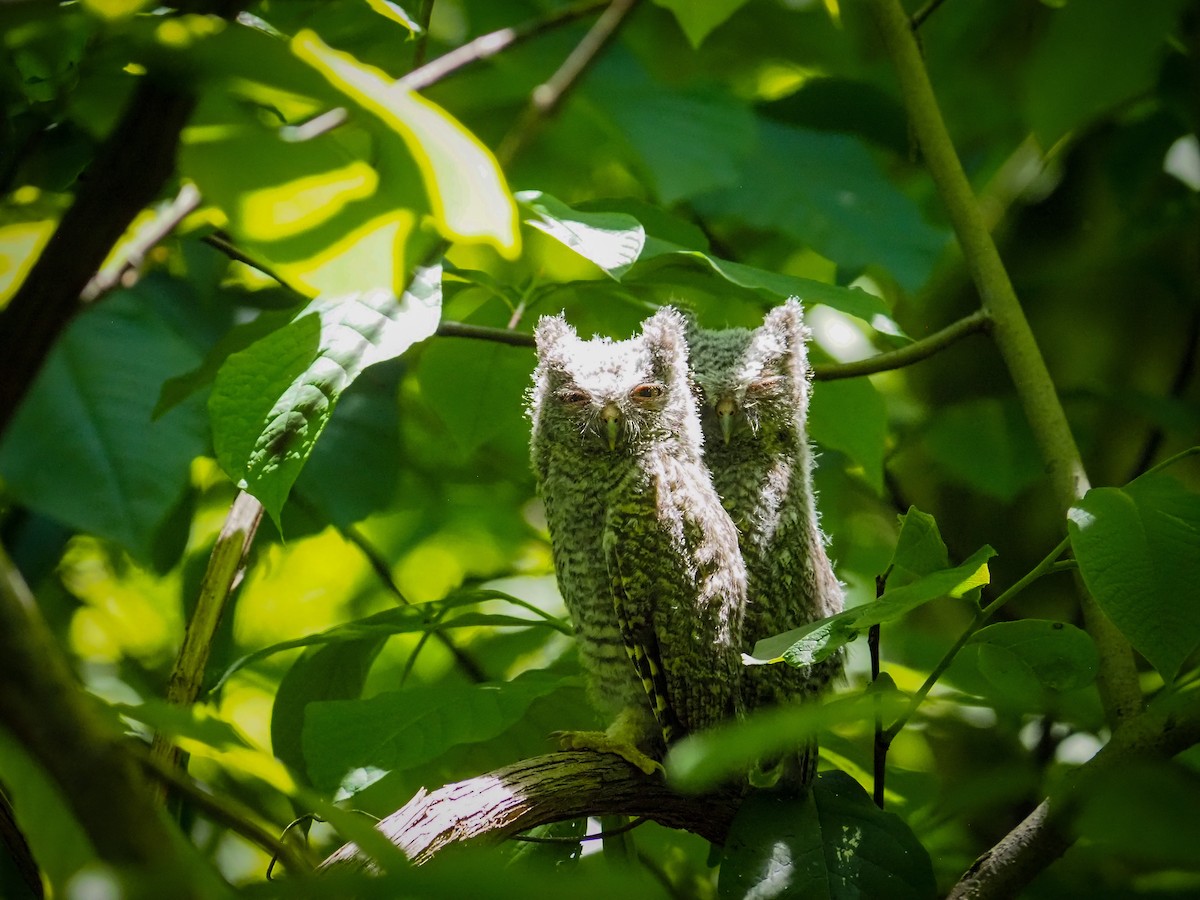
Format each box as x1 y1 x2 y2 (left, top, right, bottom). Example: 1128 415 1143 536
0 0 1198 897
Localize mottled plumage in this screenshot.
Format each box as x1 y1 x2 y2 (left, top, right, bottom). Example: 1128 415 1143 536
530 307 746 772
688 299 844 788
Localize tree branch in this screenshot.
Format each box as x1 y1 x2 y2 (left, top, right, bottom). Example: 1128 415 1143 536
496 0 642 167
812 310 990 381
865 0 1141 726
948 690 1200 899
321 751 740 869
0 544 195 887
0 80 195 439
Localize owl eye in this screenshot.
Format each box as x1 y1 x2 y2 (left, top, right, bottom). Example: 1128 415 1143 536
557 388 591 406
631 382 665 401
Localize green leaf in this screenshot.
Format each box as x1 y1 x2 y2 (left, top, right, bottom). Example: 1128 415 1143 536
271 638 387 782
667 690 907 794
651 0 752 48
518 190 645 279
517 192 897 328
1024 0 1192 147
0 729 95 891
809 378 887 492
302 672 577 791
209 589 569 693
969 620 1098 696
888 508 950 585
293 29 520 259
208 266 442 524
718 772 936 899
416 339 534 453
752 545 996 665
696 121 950 292
584 51 756 202
1068 473 1200 680
921 398 1044 502
0 280 208 561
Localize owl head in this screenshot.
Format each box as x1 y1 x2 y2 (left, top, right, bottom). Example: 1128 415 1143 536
689 298 811 448
530 306 701 458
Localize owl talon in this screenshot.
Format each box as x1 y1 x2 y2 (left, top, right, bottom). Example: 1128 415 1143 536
554 730 664 776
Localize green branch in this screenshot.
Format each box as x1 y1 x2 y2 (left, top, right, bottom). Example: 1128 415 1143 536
866 0 1141 726
812 310 990 381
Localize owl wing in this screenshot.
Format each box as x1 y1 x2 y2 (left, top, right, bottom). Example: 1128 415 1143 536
602 504 686 747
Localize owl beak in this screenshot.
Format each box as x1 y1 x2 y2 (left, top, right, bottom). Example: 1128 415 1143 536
716 396 737 445
600 402 621 450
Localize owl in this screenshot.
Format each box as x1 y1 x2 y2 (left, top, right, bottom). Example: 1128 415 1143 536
529 306 747 774
688 299 844 789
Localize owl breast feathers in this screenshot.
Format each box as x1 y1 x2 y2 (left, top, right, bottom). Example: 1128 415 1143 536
688 299 844 710
529 307 747 760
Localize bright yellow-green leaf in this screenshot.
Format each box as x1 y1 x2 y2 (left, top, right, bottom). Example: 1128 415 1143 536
82 0 150 20
365 0 422 31
292 30 520 259
0 219 55 307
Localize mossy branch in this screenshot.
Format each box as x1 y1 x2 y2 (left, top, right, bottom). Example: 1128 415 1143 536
865 0 1141 726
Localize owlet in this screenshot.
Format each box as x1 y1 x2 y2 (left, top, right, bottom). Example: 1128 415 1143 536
529 307 747 774
688 299 844 789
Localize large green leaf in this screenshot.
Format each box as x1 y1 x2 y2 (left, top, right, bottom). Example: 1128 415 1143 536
1068 474 1200 680
888 507 951 585
293 29 520 259
719 772 936 899
302 672 577 791
695 120 950 292
969 620 1098 697
415 339 534 453
518 191 645 279
208 265 441 524
751 545 995 666
1024 0 1192 147
0 280 208 561
809 377 887 492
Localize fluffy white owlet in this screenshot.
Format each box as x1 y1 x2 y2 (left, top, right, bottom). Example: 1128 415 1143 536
688 299 844 789
529 307 747 774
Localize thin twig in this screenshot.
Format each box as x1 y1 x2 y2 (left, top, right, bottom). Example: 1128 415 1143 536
880 536 1071 746
132 741 312 876
812 309 991 381
496 0 642 167
910 0 948 30
151 491 264 801
410 0 435 72
870 571 888 809
82 182 201 302
402 0 608 92
338 522 487 683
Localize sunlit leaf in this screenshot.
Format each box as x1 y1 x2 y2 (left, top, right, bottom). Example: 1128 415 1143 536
719 772 936 899
293 30 520 259
209 265 442 524
518 190 645 278
1068 474 1200 680
751 545 995 665
651 0 753 48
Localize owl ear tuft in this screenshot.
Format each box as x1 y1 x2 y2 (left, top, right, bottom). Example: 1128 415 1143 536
534 314 577 365
641 306 690 376
763 298 810 348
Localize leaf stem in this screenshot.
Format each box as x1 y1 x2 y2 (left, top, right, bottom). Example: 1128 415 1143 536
881 536 1070 745
866 0 1141 725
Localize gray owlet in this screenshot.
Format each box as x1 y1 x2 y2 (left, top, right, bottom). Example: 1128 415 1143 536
688 299 844 789
529 307 747 774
